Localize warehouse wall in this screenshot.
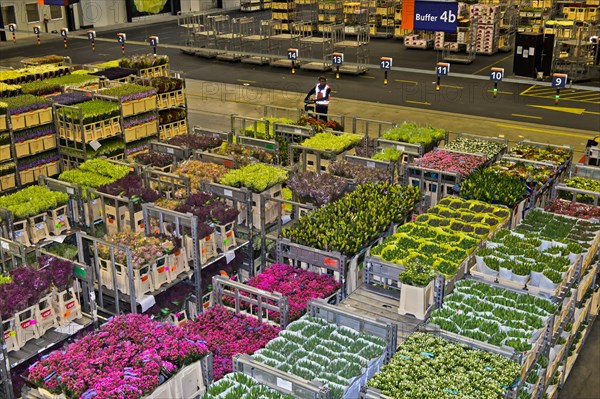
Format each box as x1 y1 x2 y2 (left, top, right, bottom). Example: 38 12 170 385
1 1 69 32
78 0 127 28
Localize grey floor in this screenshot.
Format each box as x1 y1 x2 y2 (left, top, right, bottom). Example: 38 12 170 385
558 322 600 399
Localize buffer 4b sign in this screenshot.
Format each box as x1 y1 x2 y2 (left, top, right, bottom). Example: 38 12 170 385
414 0 459 33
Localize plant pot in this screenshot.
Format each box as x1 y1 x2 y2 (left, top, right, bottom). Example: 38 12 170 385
398 280 434 320
539 274 559 291
476 258 498 276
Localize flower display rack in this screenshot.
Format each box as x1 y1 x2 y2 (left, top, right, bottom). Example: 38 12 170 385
138 63 170 79
423 311 553 398
157 88 186 110
233 299 397 398
552 184 600 208
376 138 426 164
212 274 291 327
142 166 192 199
290 131 364 173
0 250 96 399
444 132 508 164
276 238 358 297
159 119 188 140
343 154 397 185
8 107 53 131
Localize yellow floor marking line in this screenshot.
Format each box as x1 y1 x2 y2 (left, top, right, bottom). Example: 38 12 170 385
495 123 591 139
405 100 432 105
512 114 542 119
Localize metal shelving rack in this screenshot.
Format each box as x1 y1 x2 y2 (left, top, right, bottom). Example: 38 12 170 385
369 0 395 38
551 22 600 81
333 25 370 74
272 0 297 33
0 245 96 399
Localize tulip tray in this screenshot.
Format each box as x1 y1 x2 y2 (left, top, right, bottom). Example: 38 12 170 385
159 119 188 140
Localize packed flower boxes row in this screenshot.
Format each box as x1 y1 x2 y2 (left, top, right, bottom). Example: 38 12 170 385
471 209 599 298
0 256 81 353
0 186 71 246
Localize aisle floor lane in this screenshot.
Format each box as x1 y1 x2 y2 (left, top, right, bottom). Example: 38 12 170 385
521 85 600 104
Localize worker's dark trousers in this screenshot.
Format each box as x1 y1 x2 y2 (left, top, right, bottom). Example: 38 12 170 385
315 104 328 121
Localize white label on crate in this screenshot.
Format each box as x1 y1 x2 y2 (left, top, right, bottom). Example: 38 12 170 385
294 128 301 134
276 377 293 391
366 161 376 168
48 235 67 243
529 47 535 56
139 295 156 313
167 147 174 154
223 189 233 197
523 49 529 58
396 145 405 152
0 241 8 250
225 250 235 264
281 215 292 224
67 187 74 195
517 46 523 54
89 140 101 151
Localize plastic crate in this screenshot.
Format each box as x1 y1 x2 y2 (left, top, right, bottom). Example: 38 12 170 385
151 255 171 288
47 205 70 235
167 249 190 279
2 318 20 353
36 294 59 335
15 306 40 346
215 222 236 252
12 219 31 246
28 212 50 244
105 204 129 236
53 287 82 326
199 232 218 264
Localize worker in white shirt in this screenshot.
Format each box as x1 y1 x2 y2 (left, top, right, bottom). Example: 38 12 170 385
304 76 331 121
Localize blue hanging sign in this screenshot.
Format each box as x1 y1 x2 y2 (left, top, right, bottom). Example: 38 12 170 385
414 1 459 33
